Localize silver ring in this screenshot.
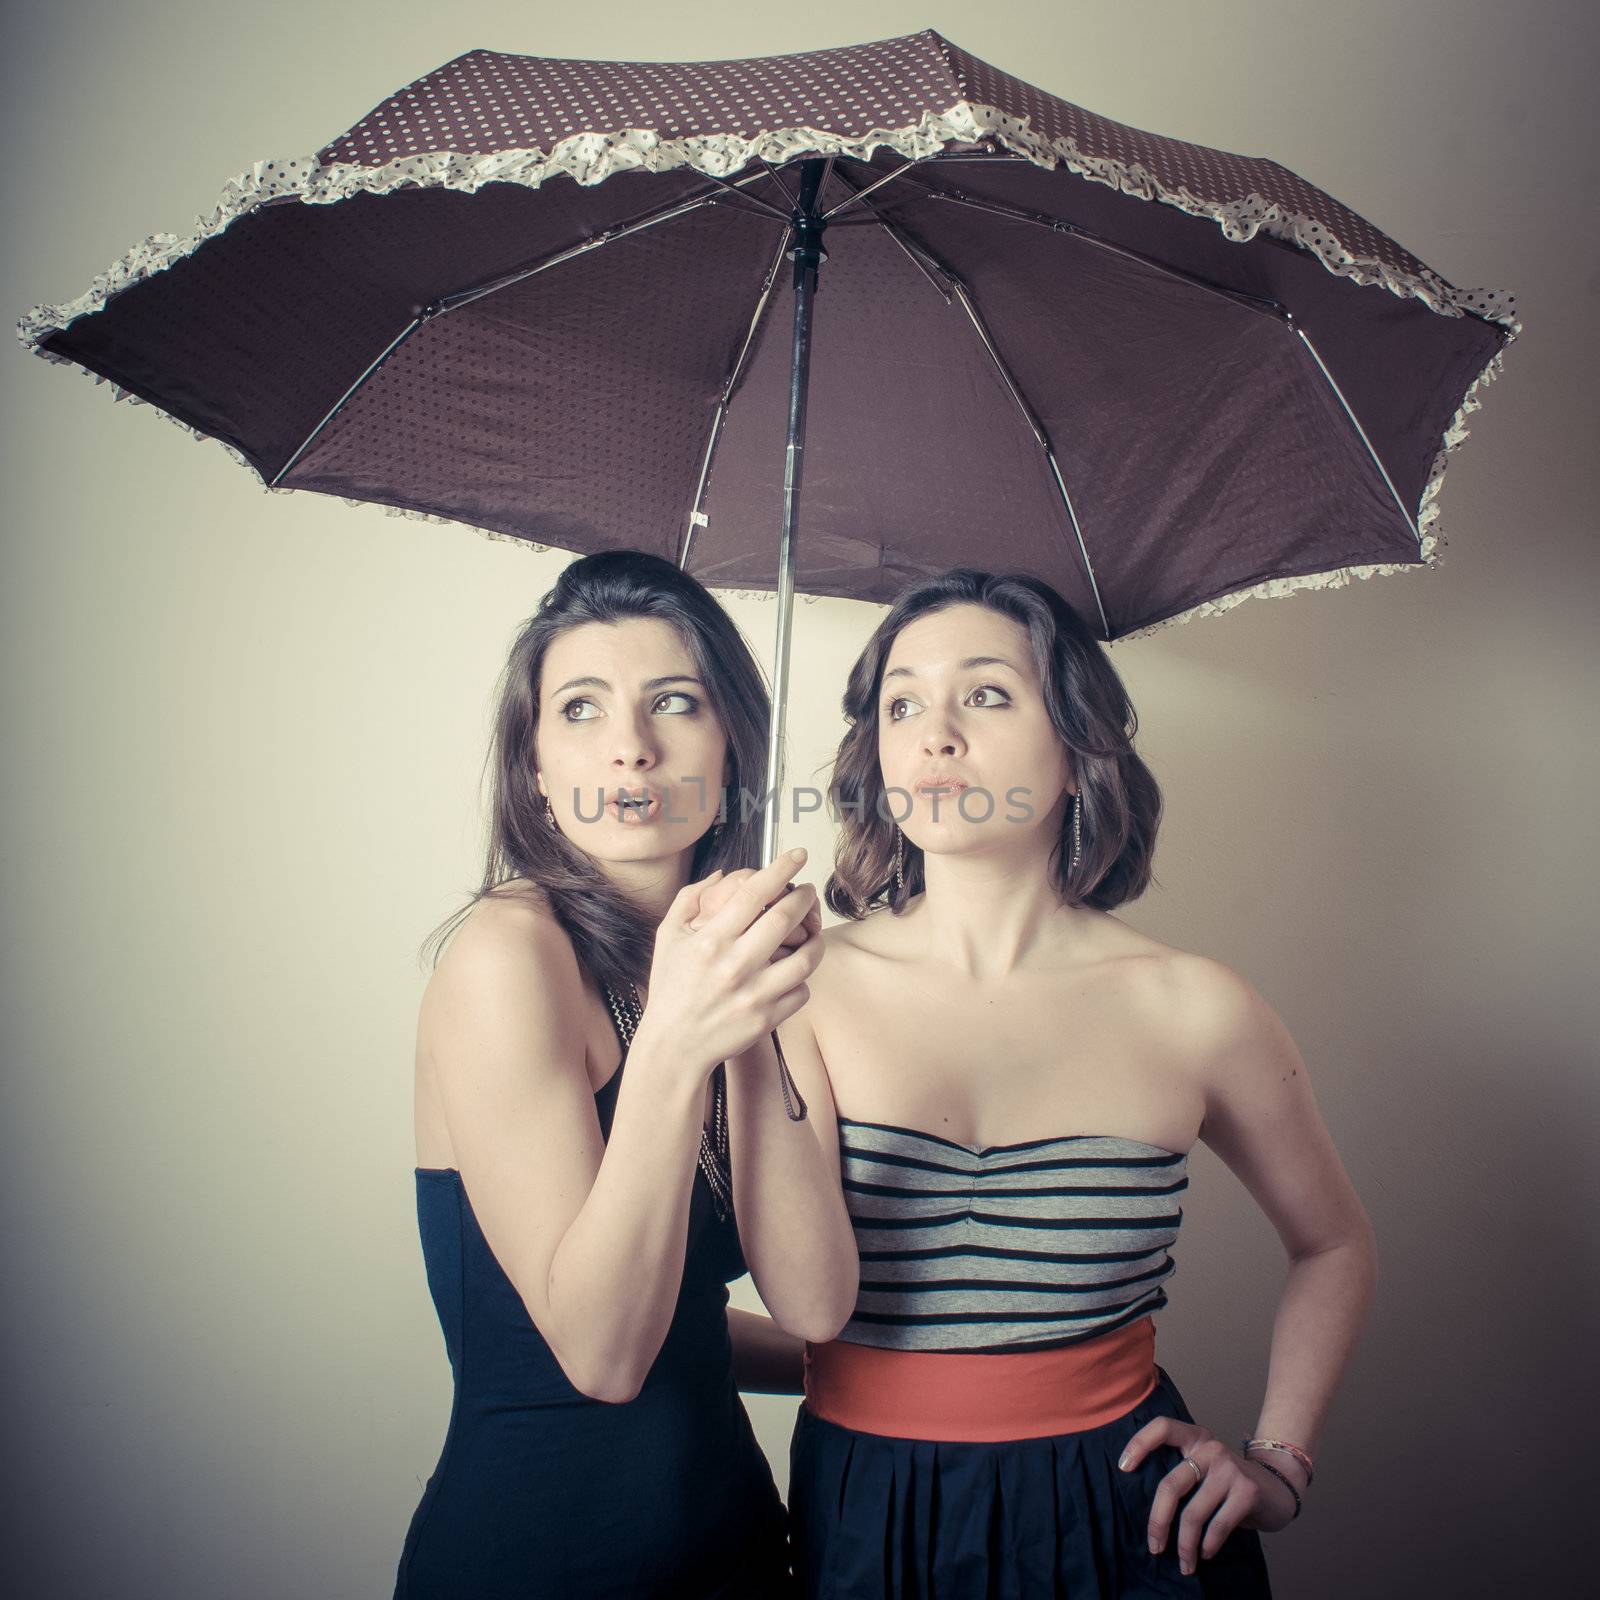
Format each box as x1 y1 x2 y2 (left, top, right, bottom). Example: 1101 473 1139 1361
1183 1456 1203 1486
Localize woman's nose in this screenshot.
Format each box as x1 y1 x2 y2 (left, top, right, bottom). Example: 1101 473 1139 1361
921 715 966 758
610 711 659 769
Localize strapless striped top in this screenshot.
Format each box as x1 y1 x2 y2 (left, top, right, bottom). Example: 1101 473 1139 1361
836 1117 1189 1354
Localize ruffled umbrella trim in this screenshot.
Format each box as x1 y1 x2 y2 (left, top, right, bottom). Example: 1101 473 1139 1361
16 98 1519 627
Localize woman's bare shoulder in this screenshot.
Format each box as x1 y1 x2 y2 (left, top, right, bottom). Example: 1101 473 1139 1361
818 907 908 964
1092 916 1269 1050
424 881 583 1019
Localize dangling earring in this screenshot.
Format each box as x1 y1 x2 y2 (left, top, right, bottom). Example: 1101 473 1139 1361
706 820 721 847
1069 790 1083 871
543 796 558 833
893 826 905 897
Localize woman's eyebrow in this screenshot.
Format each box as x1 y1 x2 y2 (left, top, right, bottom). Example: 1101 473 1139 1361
881 655 1020 684
549 673 704 696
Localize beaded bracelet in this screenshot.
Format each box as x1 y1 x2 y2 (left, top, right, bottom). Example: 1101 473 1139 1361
1241 1437 1315 1485
1244 1456 1302 1522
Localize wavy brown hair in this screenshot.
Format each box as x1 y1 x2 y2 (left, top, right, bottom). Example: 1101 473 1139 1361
826 568 1161 919
422 551 770 991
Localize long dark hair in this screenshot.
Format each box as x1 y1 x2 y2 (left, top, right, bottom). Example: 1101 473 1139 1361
827 568 1161 919
422 551 770 991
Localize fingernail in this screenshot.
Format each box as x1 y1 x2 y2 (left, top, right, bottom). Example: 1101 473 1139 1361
1148 1538 1160 1553
1118 1454 1131 1471
787 846 805 860
1181 1563 1194 1576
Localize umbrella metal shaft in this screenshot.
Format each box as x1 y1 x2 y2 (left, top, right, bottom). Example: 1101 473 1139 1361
760 159 828 869
758 158 830 1123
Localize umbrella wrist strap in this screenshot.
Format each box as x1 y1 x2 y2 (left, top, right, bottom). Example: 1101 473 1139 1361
772 1031 808 1122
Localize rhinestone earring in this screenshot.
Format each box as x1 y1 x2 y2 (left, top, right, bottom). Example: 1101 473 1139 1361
543 796 557 833
1069 790 1083 871
893 826 905 897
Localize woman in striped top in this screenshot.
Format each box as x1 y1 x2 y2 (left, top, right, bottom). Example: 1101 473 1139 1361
778 569 1378 1598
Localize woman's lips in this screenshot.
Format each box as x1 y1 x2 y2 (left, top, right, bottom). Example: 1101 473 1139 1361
611 790 663 822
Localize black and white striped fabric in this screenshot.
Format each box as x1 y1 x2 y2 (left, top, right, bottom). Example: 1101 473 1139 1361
837 1117 1188 1354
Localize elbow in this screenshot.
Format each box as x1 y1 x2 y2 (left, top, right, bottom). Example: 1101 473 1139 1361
1289 1217 1380 1292
781 1310 849 1345
812 1285 861 1345
781 1271 860 1346
576 1371 646 1406
559 1351 647 1405
534 1307 649 1403
532 1272 652 1403
805 1308 856 1346
1347 1208 1380 1284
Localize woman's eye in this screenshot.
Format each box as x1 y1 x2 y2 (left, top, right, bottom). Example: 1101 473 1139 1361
886 688 1006 719
561 691 698 720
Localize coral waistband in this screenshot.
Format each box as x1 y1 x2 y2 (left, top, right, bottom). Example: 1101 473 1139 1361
803 1316 1158 1443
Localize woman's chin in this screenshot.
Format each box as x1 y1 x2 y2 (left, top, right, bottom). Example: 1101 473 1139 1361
580 821 713 865
909 819 1039 859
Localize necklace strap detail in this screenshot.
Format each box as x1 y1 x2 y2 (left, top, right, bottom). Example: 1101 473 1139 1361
600 980 732 1223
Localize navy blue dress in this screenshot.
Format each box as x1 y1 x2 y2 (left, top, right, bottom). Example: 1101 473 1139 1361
395 1019 790 1598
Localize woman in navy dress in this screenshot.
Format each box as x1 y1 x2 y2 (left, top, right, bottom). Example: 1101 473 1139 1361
779 569 1379 1597
396 551 857 1599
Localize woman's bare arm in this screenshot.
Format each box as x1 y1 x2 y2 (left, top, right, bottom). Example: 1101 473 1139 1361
427 895 709 1403
1189 958 1380 1470
431 855 818 1404
726 997 860 1343
727 1307 806 1395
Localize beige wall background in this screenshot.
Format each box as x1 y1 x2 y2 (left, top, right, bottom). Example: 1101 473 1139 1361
4 2 1593 1595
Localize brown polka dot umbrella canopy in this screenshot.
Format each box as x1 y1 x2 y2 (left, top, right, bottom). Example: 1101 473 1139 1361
21 28 1514 649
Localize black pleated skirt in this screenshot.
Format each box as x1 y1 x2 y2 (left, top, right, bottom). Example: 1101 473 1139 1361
788 1364 1273 1599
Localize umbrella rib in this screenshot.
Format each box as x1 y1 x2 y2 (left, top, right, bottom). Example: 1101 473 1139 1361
948 277 1112 638
818 154 938 222
690 170 795 222
832 175 953 305
758 158 799 208
831 170 1112 637
871 219 955 304
270 176 779 488
270 315 426 486
1290 317 1424 552
915 185 1288 323
436 185 770 315
680 226 794 569
814 151 1028 224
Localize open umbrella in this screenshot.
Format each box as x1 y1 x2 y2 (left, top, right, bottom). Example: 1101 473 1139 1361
19 28 1516 869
